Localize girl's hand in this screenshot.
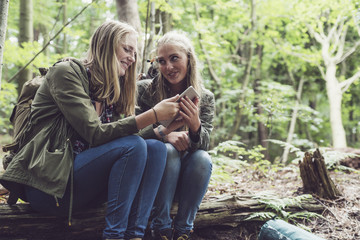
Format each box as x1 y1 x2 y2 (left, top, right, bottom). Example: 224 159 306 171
179 96 201 133
165 117 185 133
153 95 180 121
166 131 189 151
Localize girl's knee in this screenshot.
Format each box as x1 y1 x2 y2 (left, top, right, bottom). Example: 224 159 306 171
166 143 180 160
146 139 167 167
192 150 212 172
129 135 147 150
146 139 167 155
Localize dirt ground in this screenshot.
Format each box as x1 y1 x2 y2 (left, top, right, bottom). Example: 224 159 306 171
1 149 359 240
196 157 360 240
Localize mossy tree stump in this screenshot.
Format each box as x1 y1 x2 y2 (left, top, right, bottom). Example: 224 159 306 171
299 148 341 199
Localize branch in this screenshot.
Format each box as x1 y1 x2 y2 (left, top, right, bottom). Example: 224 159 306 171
330 17 345 56
335 40 360 64
327 15 342 41
334 24 348 61
317 64 326 80
352 12 360 37
306 23 325 45
317 19 326 40
340 70 360 93
8 0 96 83
194 4 221 89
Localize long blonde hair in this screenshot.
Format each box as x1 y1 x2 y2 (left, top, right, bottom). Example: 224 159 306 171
84 20 138 115
154 31 202 101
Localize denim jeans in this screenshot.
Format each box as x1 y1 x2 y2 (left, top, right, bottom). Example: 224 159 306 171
24 135 167 240
150 143 212 234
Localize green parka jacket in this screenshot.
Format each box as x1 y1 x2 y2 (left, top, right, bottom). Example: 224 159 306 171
0 59 155 202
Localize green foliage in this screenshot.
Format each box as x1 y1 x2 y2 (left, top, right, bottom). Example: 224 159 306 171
209 140 265 162
246 192 324 222
4 40 64 72
267 139 360 172
209 140 286 178
3 0 360 160
0 82 17 134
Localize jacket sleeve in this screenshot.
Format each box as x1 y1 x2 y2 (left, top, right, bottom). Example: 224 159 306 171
47 62 139 147
188 90 215 152
135 80 158 139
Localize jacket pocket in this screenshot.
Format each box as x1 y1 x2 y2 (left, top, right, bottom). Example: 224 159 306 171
28 139 72 181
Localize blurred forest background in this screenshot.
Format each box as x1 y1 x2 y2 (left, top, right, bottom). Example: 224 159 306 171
1 1 360 239
1 0 360 164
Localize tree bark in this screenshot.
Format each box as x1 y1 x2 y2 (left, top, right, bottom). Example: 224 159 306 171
306 17 360 149
62 0 67 54
141 1 155 74
0 0 9 90
281 77 305 163
253 44 269 160
0 194 323 239
18 0 33 94
116 0 142 74
299 148 341 199
230 0 256 139
326 61 347 148
116 0 141 33
160 9 171 34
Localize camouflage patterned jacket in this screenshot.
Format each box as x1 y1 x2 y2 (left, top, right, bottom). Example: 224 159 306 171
136 79 215 151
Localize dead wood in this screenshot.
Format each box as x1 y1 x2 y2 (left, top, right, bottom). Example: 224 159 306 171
299 148 341 199
0 194 323 240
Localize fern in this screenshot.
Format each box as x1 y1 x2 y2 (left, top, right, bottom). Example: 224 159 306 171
288 211 326 222
268 140 360 171
251 192 320 222
266 139 305 161
244 212 276 221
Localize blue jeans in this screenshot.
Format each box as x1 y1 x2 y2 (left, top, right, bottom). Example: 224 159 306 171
24 135 167 239
150 143 212 234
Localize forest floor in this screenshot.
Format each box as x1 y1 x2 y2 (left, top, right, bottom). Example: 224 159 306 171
192 155 360 240
0 139 360 239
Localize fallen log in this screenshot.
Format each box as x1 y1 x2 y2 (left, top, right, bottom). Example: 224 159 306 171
0 194 324 240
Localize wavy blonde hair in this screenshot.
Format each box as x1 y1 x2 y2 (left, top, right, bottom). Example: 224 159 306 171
84 20 138 115
154 31 202 101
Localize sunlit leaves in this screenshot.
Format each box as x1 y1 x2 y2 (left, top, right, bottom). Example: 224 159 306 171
0 82 17 134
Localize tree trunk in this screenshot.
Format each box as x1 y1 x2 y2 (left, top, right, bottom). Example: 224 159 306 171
0 194 323 239
326 62 347 148
155 0 171 35
230 0 256 139
299 148 341 199
0 0 9 89
18 0 33 94
38 23 49 56
141 1 155 74
62 0 67 54
253 44 269 160
116 0 142 74
116 0 141 33
282 77 305 163
160 10 171 34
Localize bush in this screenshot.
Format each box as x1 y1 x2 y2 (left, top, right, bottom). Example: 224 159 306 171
0 82 17 134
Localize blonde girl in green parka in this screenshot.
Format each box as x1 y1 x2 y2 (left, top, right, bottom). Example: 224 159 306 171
0 21 182 240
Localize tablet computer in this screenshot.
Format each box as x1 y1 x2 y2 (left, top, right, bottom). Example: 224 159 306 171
159 86 200 127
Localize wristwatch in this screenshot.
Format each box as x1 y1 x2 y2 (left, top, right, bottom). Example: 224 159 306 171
157 125 166 141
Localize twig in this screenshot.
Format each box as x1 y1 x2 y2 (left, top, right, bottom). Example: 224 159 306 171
8 0 97 83
314 197 340 222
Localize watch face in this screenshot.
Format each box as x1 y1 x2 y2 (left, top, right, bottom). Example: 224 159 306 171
158 125 166 138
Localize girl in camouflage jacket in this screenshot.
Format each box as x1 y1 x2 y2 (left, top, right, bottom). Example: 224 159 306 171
136 31 215 240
